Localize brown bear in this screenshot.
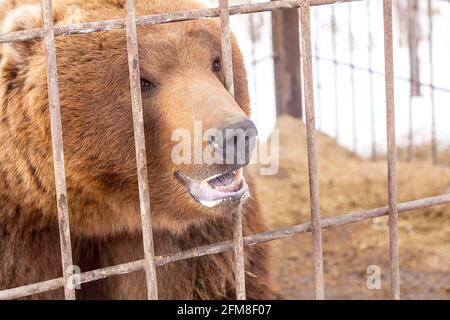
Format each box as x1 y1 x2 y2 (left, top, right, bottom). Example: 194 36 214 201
0 0 279 299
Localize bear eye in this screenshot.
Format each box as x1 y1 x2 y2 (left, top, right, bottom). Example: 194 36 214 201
140 78 156 91
212 58 221 72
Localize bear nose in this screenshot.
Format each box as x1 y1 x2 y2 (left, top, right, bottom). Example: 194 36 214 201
208 119 258 166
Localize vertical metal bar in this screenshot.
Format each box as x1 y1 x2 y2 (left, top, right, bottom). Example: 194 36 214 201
124 0 159 300
41 0 76 300
219 0 246 300
331 6 339 141
219 0 235 96
367 0 376 160
234 194 248 300
348 4 357 152
314 8 322 129
428 0 437 165
383 0 401 300
299 0 325 300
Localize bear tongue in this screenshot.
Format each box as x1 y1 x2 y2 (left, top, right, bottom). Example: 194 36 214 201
178 168 248 207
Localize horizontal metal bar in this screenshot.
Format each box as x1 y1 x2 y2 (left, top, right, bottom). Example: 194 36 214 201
1 192 449 300
0 0 364 44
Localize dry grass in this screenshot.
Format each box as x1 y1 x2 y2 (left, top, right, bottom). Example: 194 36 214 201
251 115 450 299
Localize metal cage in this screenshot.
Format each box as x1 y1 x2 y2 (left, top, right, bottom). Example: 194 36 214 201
0 0 448 300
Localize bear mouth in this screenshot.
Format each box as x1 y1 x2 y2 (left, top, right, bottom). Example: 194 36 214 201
175 168 249 208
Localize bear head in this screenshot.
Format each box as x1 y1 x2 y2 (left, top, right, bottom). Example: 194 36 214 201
0 0 257 236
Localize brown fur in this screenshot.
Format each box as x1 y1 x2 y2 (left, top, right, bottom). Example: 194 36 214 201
0 0 279 299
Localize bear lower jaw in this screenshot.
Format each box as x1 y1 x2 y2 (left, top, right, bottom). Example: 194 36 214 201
175 168 249 208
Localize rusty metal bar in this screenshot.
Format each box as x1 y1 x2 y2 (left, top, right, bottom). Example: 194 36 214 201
299 0 325 300
367 0 376 160
331 6 339 141
219 0 236 98
233 195 248 300
124 0 158 300
383 0 400 300
348 4 357 152
428 0 437 165
3 192 449 300
41 0 76 300
0 0 364 44
219 0 246 300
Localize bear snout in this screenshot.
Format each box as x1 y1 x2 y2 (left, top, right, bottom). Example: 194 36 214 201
207 118 258 167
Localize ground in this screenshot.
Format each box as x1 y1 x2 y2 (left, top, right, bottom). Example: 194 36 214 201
253 116 450 299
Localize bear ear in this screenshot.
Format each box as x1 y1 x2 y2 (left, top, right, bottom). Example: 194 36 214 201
1 4 43 65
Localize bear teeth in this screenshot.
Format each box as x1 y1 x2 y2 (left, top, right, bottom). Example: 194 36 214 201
207 170 237 189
